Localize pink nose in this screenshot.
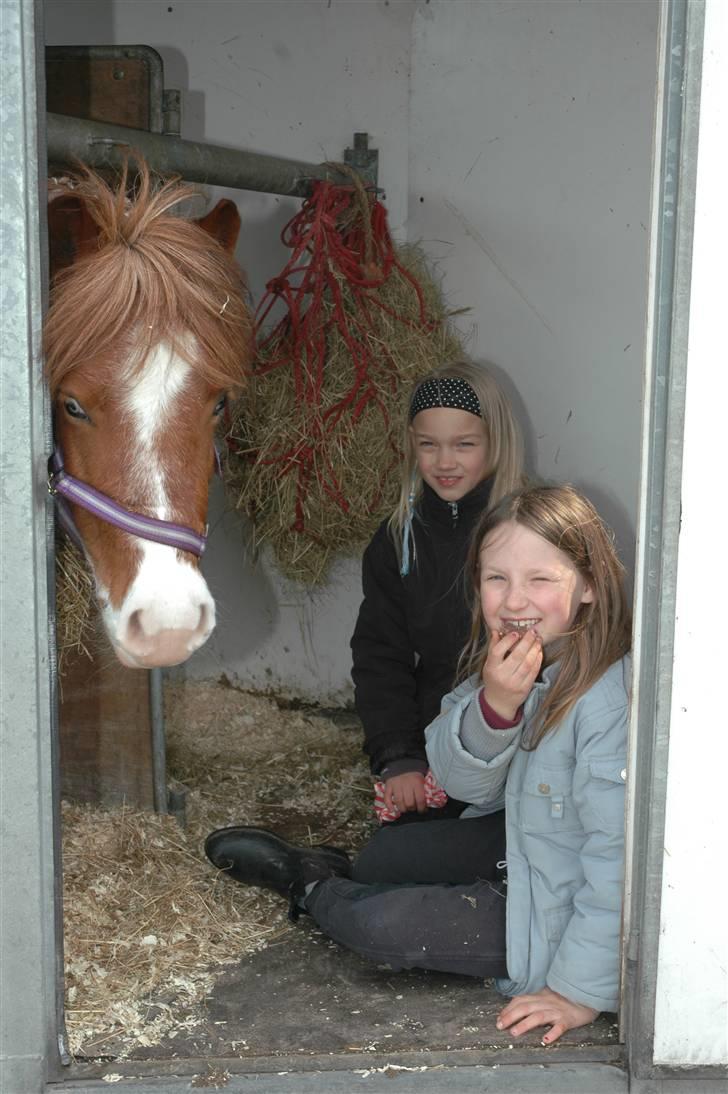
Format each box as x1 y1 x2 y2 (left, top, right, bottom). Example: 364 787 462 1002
117 606 212 668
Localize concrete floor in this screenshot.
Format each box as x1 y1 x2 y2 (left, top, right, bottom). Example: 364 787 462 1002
62 916 621 1088
148 921 619 1060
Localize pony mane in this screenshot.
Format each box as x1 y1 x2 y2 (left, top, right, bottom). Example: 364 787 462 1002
44 158 253 393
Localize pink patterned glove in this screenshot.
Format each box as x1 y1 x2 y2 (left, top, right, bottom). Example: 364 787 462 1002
373 769 448 822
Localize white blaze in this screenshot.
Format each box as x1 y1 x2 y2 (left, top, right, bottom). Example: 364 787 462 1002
102 341 216 668
125 340 189 512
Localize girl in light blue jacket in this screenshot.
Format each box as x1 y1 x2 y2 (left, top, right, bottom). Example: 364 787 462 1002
426 483 631 1044
205 484 631 1048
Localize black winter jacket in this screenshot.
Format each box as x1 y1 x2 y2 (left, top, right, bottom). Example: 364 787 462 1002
351 477 494 776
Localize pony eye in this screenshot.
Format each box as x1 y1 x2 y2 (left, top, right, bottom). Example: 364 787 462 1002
212 394 227 417
64 397 89 421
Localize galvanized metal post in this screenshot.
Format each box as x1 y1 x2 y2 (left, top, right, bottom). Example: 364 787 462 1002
0 1 63 1091
149 667 168 815
622 0 718 1087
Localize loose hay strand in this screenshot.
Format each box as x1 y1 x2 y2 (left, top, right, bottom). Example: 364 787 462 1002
55 539 97 666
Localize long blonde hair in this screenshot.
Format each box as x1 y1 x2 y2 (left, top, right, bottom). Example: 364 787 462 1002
458 483 631 748
388 359 526 566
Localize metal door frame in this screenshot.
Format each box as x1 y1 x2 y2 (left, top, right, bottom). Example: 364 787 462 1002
1 0 723 1090
0 0 61 1090
622 0 727 1085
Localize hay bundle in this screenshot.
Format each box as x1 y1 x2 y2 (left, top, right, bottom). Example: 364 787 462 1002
225 175 465 585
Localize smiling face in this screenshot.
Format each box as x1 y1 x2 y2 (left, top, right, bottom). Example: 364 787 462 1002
479 520 594 648
410 407 490 502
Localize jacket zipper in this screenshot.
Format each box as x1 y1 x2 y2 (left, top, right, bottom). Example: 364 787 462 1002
449 501 459 528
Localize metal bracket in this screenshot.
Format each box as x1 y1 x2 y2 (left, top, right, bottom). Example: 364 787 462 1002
344 132 379 189
162 88 181 137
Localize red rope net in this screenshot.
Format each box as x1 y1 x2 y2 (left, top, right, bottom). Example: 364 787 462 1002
225 174 457 582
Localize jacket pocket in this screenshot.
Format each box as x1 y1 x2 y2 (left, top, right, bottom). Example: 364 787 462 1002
519 763 581 833
545 904 573 944
583 758 626 830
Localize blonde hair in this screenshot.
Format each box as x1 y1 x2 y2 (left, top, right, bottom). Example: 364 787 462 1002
388 359 526 565
458 483 631 748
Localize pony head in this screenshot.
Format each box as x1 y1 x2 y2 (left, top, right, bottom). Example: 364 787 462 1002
45 159 254 668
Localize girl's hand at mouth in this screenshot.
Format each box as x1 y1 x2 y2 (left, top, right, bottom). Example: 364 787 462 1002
481 629 543 720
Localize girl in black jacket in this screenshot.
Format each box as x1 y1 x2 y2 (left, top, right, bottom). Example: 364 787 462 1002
351 359 527 826
205 363 528 933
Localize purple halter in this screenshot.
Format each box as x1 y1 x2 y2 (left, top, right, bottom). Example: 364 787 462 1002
48 447 212 558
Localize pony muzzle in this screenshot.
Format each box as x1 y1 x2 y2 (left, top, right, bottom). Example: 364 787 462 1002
115 619 213 669
108 559 216 668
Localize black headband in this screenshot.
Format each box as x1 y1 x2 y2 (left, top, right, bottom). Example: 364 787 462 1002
409 377 482 421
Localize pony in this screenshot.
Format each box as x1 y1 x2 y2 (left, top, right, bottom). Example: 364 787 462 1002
45 158 254 668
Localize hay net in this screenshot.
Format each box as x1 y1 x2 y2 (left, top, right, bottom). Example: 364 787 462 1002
225 167 464 584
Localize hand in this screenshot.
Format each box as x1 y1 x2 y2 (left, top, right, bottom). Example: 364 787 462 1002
481 629 543 720
496 986 599 1045
384 771 427 814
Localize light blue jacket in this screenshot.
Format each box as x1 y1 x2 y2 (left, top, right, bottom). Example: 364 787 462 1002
425 655 630 1013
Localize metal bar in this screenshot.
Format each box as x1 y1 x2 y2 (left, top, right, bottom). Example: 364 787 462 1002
149 668 168 815
47 112 371 196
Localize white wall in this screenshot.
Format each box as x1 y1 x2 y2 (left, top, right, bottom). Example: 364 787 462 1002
44 0 659 700
652 0 728 1066
408 0 659 557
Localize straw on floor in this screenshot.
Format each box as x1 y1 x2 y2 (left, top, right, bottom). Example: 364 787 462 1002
62 680 375 1059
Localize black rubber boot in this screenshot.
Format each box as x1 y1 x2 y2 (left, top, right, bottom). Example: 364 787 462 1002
204 825 351 920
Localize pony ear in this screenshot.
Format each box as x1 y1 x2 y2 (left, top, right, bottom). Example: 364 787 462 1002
47 194 101 279
196 198 241 253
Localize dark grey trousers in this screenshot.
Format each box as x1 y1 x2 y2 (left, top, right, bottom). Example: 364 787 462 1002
305 813 508 978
